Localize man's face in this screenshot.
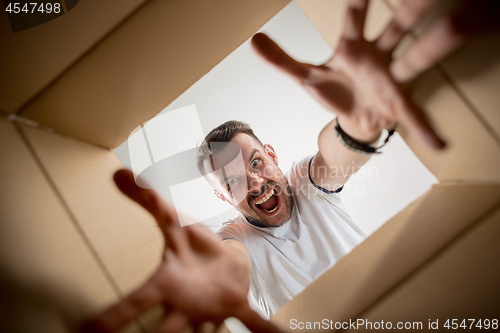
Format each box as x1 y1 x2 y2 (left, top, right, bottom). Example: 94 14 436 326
211 133 293 227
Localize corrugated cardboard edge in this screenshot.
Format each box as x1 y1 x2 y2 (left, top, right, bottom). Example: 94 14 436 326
346 203 500 330
18 0 290 149
0 115 143 332
0 0 148 114
271 183 500 331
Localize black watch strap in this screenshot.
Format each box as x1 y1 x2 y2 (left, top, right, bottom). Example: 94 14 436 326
334 118 395 155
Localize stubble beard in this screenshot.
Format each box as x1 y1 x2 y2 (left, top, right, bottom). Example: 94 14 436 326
240 174 294 228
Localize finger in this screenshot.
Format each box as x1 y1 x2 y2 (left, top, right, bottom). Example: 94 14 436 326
192 321 217 333
114 169 187 252
186 224 223 255
114 169 181 228
251 33 311 82
81 281 163 333
342 0 369 40
306 77 354 115
155 311 190 333
396 96 446 150
390 16 464 83
376 0 438 52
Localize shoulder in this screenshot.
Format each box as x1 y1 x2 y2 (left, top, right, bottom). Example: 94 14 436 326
285 154 313 193
287 153 343 197
215 215 247 243
286 155 313 180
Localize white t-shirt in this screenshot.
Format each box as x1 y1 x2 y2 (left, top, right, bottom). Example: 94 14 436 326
216 155 366 317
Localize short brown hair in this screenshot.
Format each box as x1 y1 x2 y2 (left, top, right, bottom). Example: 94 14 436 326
196 120 263 177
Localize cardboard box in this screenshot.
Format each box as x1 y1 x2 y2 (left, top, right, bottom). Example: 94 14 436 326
1 0 499 332
272 0 500 331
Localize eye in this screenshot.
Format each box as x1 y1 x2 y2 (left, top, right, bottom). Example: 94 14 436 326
251 158 261 168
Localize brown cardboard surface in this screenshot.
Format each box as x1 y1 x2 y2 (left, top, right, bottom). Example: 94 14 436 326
0 116 140 333
385 0 500 147
271 182 500 330
2 1 500 331
364 0 395 41
0 0 147 114
19 123 163 295
346 205 500 331
294 0 346 48
440 37 500 143
400 68 500 182
18 0 290 149
296 0 393 48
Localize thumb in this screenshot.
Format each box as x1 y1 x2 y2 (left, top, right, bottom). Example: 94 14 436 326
252 33 311 82
113 169 183 252
113 169 181 227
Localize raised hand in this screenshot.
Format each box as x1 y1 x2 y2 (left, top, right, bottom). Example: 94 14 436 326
251 0 449 149
390 0 500 83
81 170 283 333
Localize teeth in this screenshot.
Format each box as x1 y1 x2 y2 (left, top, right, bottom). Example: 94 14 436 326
256 189 274 205
264 205 278 213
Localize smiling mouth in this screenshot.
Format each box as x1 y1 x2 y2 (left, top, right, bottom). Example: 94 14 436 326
255 189 279 213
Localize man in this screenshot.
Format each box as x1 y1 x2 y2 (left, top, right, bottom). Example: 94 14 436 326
196 119 369 317
83 0 500 332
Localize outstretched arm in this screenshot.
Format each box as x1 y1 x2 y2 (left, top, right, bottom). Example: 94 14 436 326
251 0 444 191
81 170 283 333
252 0 500 190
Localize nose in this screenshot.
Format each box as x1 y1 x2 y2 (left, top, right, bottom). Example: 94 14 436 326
247 171 265 196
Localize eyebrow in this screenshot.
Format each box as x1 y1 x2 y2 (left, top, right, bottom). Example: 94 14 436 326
221 148 260 186
248 148 259 163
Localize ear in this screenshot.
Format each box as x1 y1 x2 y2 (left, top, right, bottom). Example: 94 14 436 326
264 144 278 166
213 190 233 205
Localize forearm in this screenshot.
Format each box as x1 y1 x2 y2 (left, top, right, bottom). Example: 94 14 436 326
313 117 382 190
223 239 251 273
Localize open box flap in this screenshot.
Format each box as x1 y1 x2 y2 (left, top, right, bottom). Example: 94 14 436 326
19 123 162 295
351 204 500 327
271 182 500 328
0 0 147 114
0 117 142 332
296 0 394 47
17 0 289 149
400 68 500 183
